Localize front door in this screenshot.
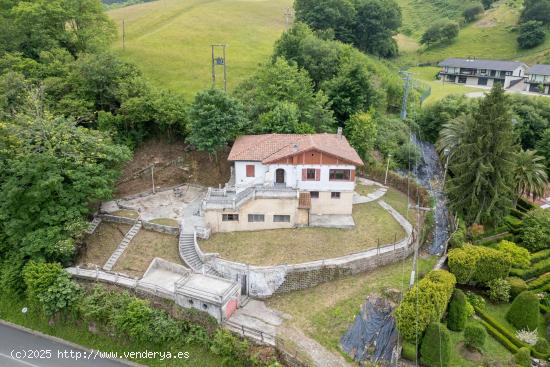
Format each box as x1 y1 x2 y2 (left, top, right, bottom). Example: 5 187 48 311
275 169 285 184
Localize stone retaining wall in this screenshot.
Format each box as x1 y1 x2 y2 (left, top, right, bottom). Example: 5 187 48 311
142 221 179 235
206 200 416 298
99 214 138 225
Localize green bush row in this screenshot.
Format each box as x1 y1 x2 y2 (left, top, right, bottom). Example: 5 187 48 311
511 256 550 279
528 273 550 290
475 305 548 360
395 270 456 342
448 244 512 285
531 249 550 264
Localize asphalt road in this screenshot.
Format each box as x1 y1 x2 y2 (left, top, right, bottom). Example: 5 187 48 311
0 322 137 367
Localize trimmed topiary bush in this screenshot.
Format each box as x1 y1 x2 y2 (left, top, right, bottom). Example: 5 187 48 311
508 277 528 299
514 347 531 367
506 291 540 331
401 340 418 361
448 244 512 285
497 240 530 269
447 289 468 331
487 278 511 303
420 323 451 367
395 270 456 341
520 209 550 252
534 338 549 354
464 322 486 351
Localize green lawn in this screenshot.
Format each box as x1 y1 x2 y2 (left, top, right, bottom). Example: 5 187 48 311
447 328 513 366
409 66 481 104
108 0 292 100
383 187 421 226
483 300 548 341
0 295 222 367
200 200 406 265
397 1 550 66
267 256 438 352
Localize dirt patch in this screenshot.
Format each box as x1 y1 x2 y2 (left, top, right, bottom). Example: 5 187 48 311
115 138 231 198
458 342 483 364
476 16 497 28
113 229 182 278
78 223 131 267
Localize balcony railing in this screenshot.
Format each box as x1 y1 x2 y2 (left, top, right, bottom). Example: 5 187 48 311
202 185 298 210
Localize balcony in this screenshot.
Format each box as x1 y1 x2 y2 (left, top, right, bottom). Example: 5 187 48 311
202 185 298 210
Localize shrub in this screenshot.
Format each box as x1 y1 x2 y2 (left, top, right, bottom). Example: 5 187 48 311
210 329 250 365
112 298 155 342
466 291 486 310
38 273 81 317
514 347 531 367
520 209 550 252
395 270 456 341
420 323 451 367
534 338 549 354
420 20 459 46
448 228 466 249
508 277 528 299
448 244 512 285
496 240 530 269
518 20 546 49
22 261 64 305
531 248 550 264
401 340 418 361
463 4 484 22
447 289 468 331
487 278 511 303
516 329 538 345
506 291 540 331
464 322 486 350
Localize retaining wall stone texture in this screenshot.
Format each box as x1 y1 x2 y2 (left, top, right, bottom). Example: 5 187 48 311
142 221 179 235
99 214 138 225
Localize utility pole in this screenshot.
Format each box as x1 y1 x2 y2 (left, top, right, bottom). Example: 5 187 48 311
211 44 227 91
122 20 126 50
400 71 412 120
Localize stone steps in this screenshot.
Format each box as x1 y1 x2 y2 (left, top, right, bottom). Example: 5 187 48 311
86 217 102 234
103 222 142 271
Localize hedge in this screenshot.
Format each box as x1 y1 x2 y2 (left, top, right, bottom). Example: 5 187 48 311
395 270 456 341
520 209 550 252
401 340 417 361
504 215 523 233
507 277 528 299
515 347 531 367
512 256 550 280
463 322 486 350
447 289 467 331
420 323 451 367
527 273 550 290
531 248 550 264
478 319 519 353
496 241 530 269
506 291 539 331
448 244 512 285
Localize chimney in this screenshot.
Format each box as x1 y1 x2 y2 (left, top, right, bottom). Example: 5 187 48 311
337 127 342 138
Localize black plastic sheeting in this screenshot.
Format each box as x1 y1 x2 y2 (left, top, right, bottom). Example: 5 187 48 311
340 297 399 364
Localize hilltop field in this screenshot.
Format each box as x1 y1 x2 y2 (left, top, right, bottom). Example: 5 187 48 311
108 0 292 99
396 0 550 65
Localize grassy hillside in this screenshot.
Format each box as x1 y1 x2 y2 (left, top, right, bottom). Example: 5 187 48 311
397 0 550 65
108 0 292 99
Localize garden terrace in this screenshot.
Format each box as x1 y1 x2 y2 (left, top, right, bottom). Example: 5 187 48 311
78 223 131 267
113 230 183 278
199 200 406 266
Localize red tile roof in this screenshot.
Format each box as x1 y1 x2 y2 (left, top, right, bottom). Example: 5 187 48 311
228 133 364 166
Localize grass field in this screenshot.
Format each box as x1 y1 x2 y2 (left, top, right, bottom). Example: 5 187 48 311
108 0 292 99
266 255 438 353
409 66 480 104
397 0 550 66
447 327 512 366
78 223 131 267
114 229 182 277
199 200 406 265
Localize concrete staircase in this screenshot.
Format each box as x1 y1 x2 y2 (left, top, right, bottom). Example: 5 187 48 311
86 217 102 235
178 231 219 276
103 222 142 271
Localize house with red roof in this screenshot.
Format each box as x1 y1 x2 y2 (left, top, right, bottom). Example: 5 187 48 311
201 131 364 233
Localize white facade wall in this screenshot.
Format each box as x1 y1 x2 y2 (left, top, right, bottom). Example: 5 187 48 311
234 161 355 192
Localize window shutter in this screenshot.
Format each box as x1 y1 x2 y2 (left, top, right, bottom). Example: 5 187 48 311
302 169 307 181
315 169 321 181
246 165 255 177
351 170 355 181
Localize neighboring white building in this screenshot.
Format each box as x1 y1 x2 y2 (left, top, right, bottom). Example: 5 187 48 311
525 64 550 95
438 58 527 88
202 133 364 233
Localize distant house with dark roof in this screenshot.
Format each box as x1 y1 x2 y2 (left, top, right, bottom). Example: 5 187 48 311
201 132 364 232
438 58 527 88
525 64 550 94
